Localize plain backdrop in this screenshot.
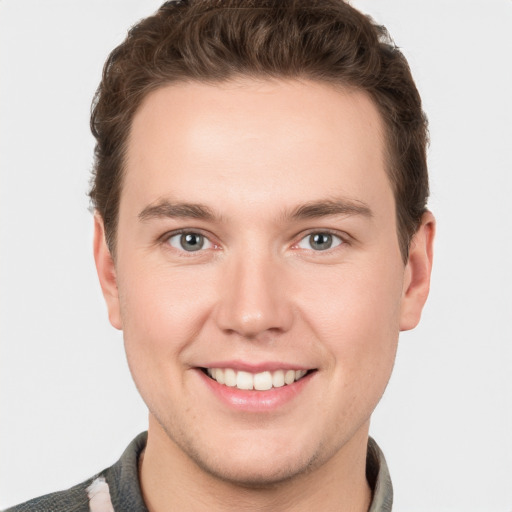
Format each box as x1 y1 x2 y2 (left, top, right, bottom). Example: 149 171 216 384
1 1 511 510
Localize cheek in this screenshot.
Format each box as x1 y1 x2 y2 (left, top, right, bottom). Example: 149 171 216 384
296 261 403 371
286 261 403 440
117 263 213 366
116 264 214 415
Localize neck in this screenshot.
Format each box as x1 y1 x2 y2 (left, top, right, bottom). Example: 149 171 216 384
140 417 372 512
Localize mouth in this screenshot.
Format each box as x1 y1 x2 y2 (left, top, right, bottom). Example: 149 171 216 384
201 367 313 391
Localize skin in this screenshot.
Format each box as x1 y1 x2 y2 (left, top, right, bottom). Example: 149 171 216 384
94 79 435 511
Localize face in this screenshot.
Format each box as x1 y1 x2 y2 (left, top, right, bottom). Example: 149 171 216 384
95 79 433 486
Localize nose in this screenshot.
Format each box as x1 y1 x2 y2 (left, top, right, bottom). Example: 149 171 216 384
213 251 294 341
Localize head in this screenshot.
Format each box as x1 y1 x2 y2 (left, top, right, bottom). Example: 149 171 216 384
92 0 434 490
90 0 429 263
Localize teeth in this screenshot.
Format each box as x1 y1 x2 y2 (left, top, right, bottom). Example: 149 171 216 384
253 371 272 391
205 367 309 390
216 368 225 385
272 370 285 388
285 369 295 385
236 371 254 390
224 368 236 387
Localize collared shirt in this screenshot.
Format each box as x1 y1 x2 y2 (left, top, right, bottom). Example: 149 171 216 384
4 432 393 511
367 437 394 512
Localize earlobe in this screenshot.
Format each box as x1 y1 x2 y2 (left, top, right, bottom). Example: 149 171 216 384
93 214 123 330
399 211 436 331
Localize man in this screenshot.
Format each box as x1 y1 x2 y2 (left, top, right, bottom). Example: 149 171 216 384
6 0 434 510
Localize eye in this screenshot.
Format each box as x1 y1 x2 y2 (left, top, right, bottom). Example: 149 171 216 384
166 232 214 252
296 232 344 251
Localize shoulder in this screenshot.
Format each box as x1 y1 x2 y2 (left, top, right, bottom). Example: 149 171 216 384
3 432 148 512
3 474 102 512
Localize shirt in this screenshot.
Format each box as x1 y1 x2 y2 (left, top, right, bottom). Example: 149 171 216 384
4 432 393 511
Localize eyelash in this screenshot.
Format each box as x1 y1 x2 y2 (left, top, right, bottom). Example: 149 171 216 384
160 229 348 256
293 230 345 252
161 229 218 257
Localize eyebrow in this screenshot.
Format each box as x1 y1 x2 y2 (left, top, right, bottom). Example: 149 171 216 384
138 198 373 223
139 201 216 222
287 199 373 221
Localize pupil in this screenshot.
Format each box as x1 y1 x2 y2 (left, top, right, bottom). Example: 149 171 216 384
181 233 203 251
311 233 332 250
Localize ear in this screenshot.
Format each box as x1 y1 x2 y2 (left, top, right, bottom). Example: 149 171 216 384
93 213 122 330
399 211 436 331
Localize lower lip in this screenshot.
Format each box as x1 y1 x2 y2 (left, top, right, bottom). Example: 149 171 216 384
197 369 314 412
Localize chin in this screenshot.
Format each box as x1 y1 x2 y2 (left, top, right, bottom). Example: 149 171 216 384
193 450 318 489
163 420 322 488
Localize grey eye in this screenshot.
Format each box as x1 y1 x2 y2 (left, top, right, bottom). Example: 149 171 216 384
297 232 343 251
167 232 212 252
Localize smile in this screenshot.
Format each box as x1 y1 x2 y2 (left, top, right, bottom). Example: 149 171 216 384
205 368 309 391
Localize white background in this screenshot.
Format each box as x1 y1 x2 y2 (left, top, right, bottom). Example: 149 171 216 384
1 1 511 510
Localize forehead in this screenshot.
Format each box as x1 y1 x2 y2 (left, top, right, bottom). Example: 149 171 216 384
122 79 393 221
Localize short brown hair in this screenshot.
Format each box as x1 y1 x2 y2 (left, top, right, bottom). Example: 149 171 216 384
90 0 429 261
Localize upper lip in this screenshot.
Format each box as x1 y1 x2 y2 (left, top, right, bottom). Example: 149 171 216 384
198 361 313 373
